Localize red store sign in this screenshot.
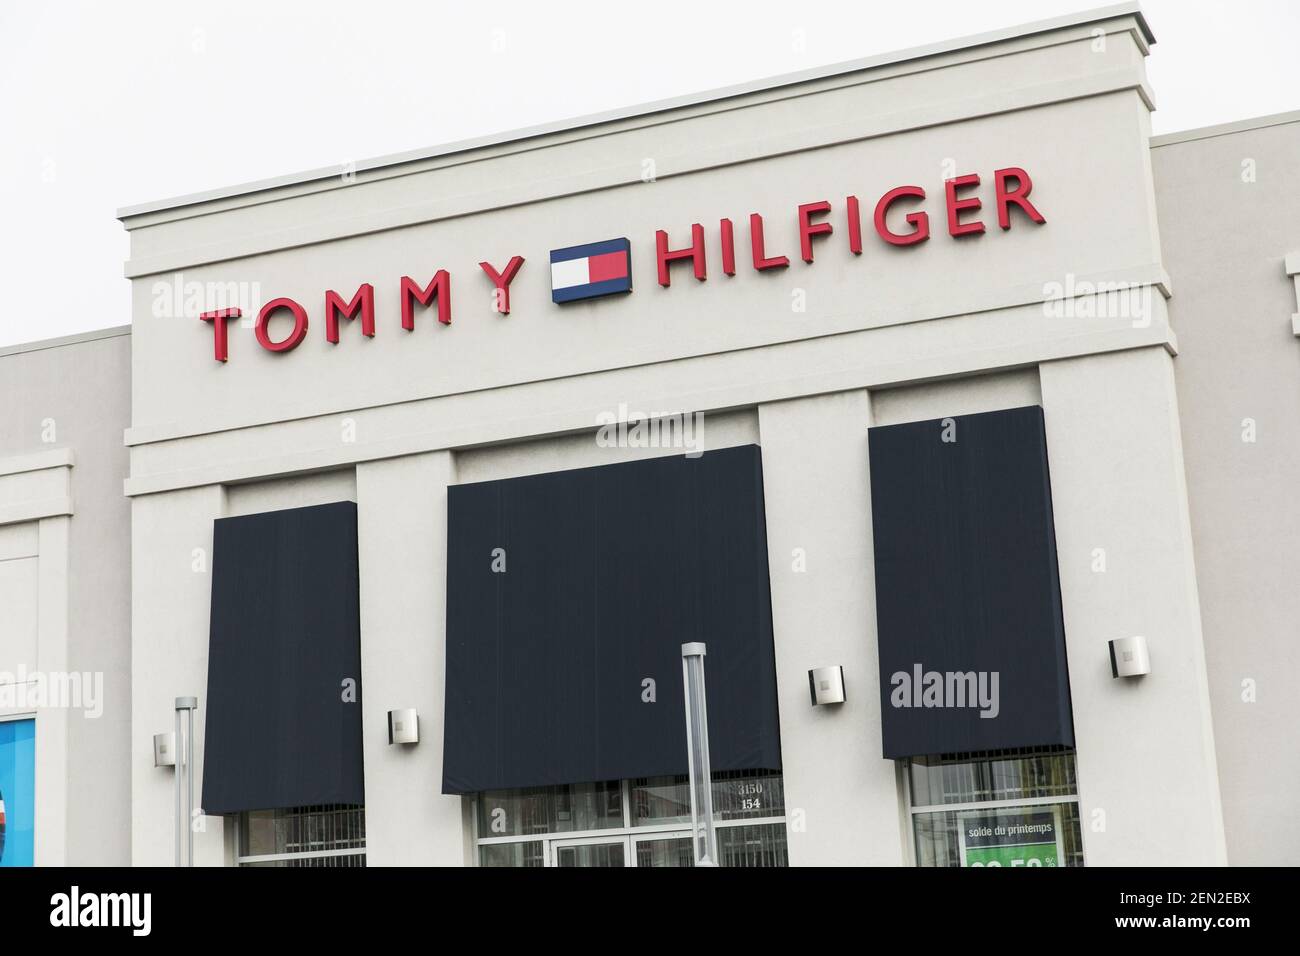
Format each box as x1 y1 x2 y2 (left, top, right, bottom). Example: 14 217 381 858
198 166 1044 362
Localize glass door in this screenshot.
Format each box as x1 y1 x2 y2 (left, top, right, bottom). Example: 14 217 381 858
632 831 694 867
549 833 695 866
551 836 630 867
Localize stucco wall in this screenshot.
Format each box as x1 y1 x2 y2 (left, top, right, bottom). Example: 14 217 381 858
0 328 132 866
1153 113 1300 866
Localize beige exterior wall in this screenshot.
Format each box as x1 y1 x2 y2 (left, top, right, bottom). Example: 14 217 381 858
0 328 132 866
1152 111 1300 866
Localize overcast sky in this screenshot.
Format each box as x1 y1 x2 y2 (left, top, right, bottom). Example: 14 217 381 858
0 0 1296 348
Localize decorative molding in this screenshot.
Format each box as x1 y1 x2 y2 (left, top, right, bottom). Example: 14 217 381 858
0 447 74 478
1150 109 1300 149
124 266 1173 449
0 326 130 359
124 306 1177 498
0 498 72 527
0 449 74 527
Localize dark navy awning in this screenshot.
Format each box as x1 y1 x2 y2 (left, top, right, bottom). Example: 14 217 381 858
442 445 781 794
869 406 1075 759
201 502 364 814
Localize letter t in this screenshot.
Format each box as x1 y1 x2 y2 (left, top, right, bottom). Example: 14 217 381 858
199 308 241 362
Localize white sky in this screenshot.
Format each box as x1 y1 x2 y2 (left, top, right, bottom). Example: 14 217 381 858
0 0 1296 348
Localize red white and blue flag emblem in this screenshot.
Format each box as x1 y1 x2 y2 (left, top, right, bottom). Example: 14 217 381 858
550 238 632 303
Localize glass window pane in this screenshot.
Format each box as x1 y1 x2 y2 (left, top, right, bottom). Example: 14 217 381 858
239 804 365 858
479 841 544 867
713 770 785 820
476 780 622 837
717 823 788 867
907 749 1083 867
633 769 785 826
242 809 279 856
635 837 695 867
555 842 625 867
912 802 1084 867
631 776 691 826
909 747 1078 806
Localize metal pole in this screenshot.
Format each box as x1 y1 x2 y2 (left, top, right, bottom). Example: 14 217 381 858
174 697 198 867
173 706 182 867
681 642 718 866
187 704 195 866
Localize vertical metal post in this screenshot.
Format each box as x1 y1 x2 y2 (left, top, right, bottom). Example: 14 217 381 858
681 643 718 866
173 706 182 867
174 696 198 867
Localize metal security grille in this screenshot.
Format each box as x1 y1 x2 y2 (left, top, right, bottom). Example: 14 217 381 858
237 804 366 867
924 744 1074 764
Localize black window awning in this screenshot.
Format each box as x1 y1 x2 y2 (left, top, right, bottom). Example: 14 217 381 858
868 406 1075 759
201 501 364 815
442 444 781 794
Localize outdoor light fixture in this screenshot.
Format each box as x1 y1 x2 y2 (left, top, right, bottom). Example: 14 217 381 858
387 708 419 745
808 665 846 706
152 732 176 768
1109 636 1151 678
681 642 718 867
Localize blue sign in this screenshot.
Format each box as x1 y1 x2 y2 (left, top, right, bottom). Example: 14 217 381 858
0 718 35 867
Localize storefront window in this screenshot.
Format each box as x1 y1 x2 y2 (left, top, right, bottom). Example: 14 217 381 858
473 779 622 838
634 836 695 867
237 804 366 867
907 747 1084 867
632 769 784 825
475 769 787 867
718 824 790 867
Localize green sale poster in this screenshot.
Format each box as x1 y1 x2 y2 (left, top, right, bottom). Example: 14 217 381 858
960 809 1062 867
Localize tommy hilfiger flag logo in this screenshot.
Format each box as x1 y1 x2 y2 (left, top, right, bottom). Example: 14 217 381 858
549 238 632 303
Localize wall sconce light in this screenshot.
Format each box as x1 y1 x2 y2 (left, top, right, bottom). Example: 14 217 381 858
153 732 176 768
808 665 846 706
1109 636 1151 678
388 708 419 745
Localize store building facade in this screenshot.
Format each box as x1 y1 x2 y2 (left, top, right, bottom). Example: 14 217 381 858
2 3 1298 866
